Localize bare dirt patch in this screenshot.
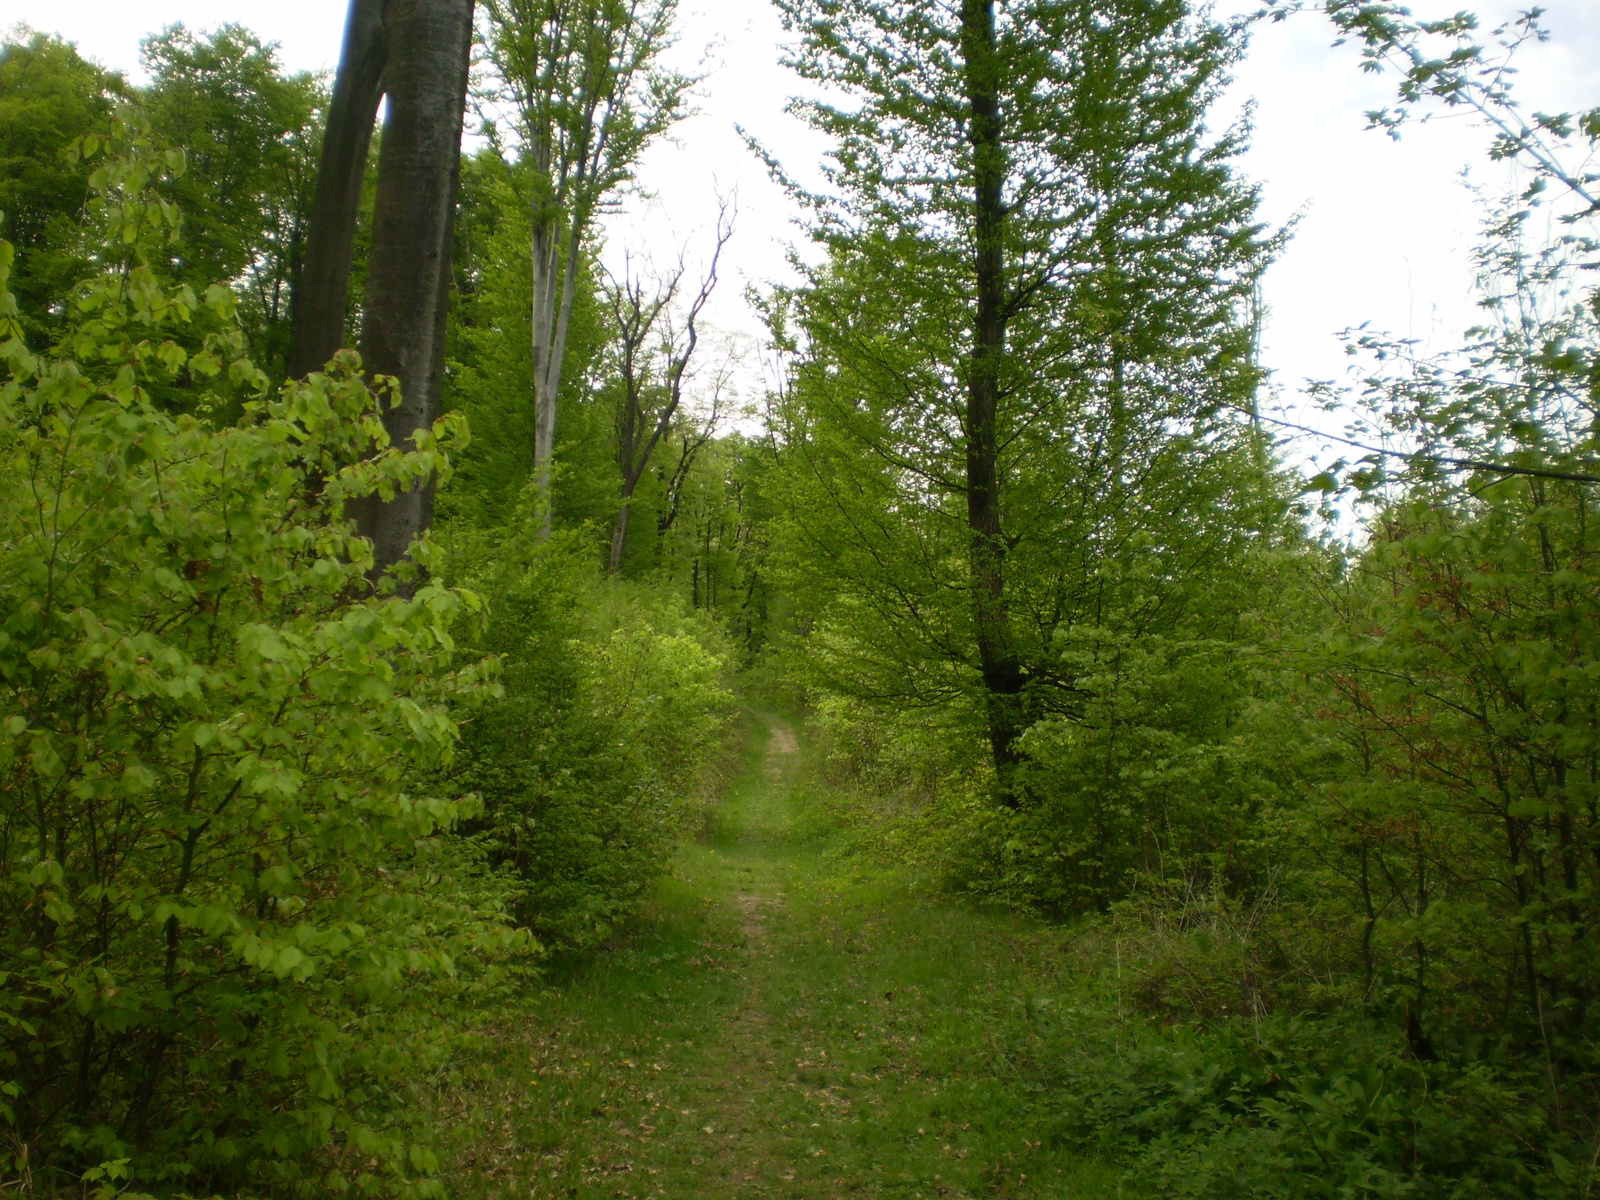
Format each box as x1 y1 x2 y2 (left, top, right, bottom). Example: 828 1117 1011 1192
766 722 799 763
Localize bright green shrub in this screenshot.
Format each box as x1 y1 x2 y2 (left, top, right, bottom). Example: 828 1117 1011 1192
1011 486 1600 1195
1029 165 1600 1195
791 692 991 873
448 539 735 951
0 139 513 1196
989 630 1286 914
798 627 1296 916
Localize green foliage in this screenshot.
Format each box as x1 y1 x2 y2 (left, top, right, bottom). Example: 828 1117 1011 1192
16 4 1600 1198
140 25 324 379
1035 37 1600 1193
0 31 120 345
645 434 780 661
424 722 1126 1197
443 147 612 530
1286 487 1600 1067
1042 1010 1582 1198
0 23 325 386
480 0 690 245
0 138 517 1196
781 11 1600 1192
445 532 736 951
765 0 1293 765
795 576 1309 918
985 631 1287 914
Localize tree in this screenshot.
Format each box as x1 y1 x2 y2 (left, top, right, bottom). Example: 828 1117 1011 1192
603 206 733 574
444 535 735 952
660 433 778 657
0 32 119 343
141 25 324 375
440 144 617 532
766 0 1280 799
287 0 476 580
1296 0 1599 218
1269 3 1600 1065
481 0 691 535
356 0 476 577
285 0 387 381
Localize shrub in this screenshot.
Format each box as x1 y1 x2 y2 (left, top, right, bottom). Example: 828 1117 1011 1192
0 138 513 1197
449 537 736 951
1040 1009 1582 1199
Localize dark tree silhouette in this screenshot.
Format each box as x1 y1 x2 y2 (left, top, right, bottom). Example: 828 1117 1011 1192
288 0 475 579
286 0 387 381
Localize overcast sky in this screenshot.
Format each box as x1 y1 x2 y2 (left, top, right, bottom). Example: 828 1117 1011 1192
6 0 1599 437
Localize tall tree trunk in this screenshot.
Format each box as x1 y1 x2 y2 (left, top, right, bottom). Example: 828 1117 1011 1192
602 215 730 575
961 0 1027 804
286 0 390 380
531 207 586 539
531 218 558 535
609 487 635 574
355 0 475 578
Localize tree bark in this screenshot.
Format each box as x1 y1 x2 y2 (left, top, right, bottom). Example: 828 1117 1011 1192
355 0 475 578
961 0 1027 803
609 487 635 574
603 256 657 575
286 0 390 381
532 206 586 539
484 0 688 539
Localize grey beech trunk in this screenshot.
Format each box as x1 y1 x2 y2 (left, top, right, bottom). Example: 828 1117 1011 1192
285 0 389 381
288 0 474 582
531 194 586 540
961 0 1027 801
356 0 475 578
482 0 689 540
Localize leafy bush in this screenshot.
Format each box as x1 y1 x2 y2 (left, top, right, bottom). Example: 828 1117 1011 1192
0 138 515 1196
796 629 1296 918
1040 1009 1582 1199
790 692 992 871
448 535 736 951
981 629 1285 914
1022 120 1600 1195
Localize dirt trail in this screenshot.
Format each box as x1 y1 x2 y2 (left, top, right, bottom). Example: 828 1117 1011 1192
449 718 1112 1199
765 723 800 762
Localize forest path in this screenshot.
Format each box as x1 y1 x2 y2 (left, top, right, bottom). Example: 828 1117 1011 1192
444 717 1123 1199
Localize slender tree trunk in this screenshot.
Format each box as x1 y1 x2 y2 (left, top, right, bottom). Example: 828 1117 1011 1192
609 489 634 574
531 219 557 533
602 218 728 573
531 208 587 538
961 0 1027 804
610 368 640 575
355 0 475 578
286 0 390 380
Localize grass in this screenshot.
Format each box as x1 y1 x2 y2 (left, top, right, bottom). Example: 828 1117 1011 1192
433 717 1134 1199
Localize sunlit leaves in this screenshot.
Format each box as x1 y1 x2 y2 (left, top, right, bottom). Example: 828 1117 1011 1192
0 133 516 1194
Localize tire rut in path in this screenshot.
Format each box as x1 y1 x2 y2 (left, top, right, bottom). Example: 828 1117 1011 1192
667 721 809 1193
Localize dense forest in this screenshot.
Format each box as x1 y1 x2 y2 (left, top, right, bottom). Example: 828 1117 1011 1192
0 0 1597 1196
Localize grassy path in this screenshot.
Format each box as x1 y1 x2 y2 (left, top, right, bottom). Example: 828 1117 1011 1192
442 718 1126 1199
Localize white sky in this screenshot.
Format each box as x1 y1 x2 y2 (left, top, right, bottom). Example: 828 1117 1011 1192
6 0 1599 440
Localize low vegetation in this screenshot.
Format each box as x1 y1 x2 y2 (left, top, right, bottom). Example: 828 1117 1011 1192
1 1 1597 1196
